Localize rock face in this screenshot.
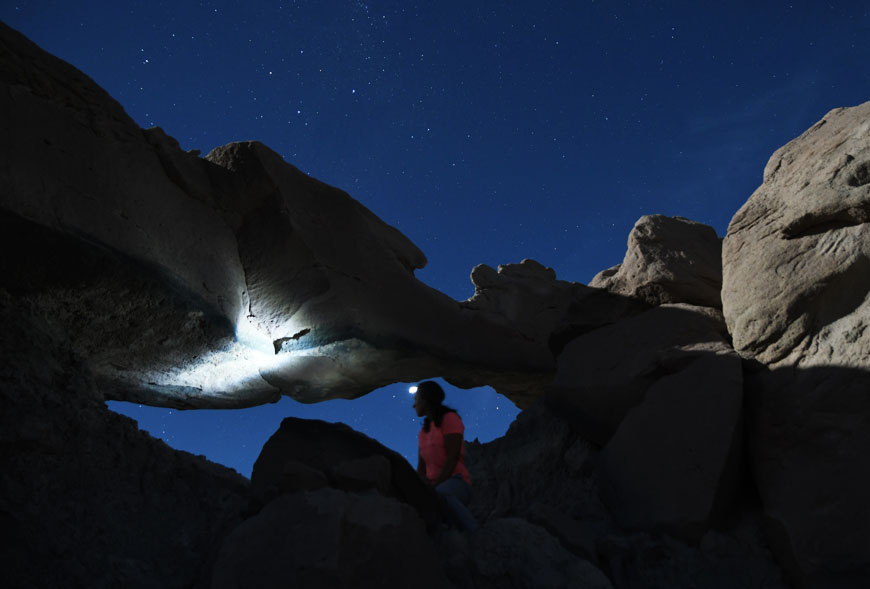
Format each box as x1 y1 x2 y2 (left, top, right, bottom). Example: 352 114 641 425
722 101 870 588
0 21 552 409
591 215 723 309
722 102 870 367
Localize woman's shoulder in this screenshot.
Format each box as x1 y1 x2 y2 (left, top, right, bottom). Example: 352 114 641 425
440 410 464 433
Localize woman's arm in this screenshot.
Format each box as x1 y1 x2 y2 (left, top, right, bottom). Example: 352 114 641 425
432 433 462 486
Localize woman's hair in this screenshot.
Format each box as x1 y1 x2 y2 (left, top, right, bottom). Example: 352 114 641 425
417 380 457 432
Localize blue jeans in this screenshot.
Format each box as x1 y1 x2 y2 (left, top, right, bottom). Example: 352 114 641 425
435 475 479 532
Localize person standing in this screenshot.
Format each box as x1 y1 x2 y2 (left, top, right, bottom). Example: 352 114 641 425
413 380 478 532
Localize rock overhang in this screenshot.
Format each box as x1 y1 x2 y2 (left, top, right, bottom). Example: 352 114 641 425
0 21 555 408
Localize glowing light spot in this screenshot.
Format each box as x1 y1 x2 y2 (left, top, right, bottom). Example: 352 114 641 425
408 385 418 394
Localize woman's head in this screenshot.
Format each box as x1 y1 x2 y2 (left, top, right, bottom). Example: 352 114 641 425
413 381 454 429
415 380 444 408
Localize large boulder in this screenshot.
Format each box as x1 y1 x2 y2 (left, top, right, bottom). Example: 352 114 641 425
722 101 870 367
212 488 447 589
250 417 441 527
464 402 788 589
722 101 870 588
545 303 744 539
598 351 743 539
547 304 738 443
591 215 723 309
0 21 552 409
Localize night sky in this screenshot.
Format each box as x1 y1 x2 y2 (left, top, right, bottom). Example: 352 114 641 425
4 1 868 476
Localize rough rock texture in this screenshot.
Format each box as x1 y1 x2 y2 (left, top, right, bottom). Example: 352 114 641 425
437 518 615 589
591 215 723 308
722 101 870 367
0 21 552 409
250 417 442 528
722 101 870 588
462 259 649 406
212 489 447 589
464 402 788 589
0 292 251 589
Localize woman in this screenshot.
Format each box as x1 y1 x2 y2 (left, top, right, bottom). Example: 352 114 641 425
413 380 478 532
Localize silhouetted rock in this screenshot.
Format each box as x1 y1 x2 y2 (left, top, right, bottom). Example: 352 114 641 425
468 518 613 589
212 488 447 589
465 402 788 589
0 293 250 589
591 215 723 308
548 304 737 444
599 351 743 540
251 417 442 527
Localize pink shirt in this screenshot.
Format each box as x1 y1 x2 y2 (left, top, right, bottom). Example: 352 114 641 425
418 412 471 485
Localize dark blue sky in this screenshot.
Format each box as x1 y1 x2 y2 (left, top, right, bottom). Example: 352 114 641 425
4 1 868 476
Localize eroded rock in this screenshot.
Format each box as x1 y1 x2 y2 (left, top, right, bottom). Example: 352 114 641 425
722 101 870 367
722 101 870 588
591 215 723 308
462 259 649 406
0 21 552 409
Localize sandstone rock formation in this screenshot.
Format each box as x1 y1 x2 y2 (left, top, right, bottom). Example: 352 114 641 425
0 20 552 409
722 101 870 367
4 19 870 589
722 101 870 588
591 214 723 308
461 259 648 406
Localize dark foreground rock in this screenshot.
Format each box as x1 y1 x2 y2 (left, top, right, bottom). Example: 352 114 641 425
465 402 789 589
250 416 442 527
212 488 447 589
0 293 250 589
